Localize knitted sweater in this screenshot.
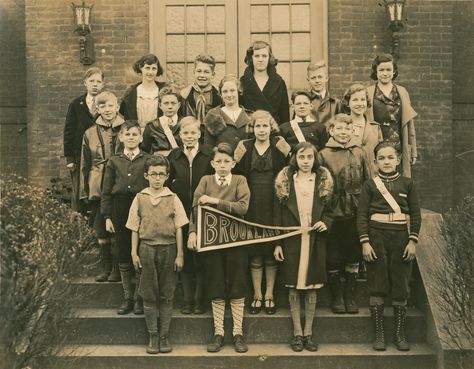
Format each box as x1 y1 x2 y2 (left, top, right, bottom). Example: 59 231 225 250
357 172 421 244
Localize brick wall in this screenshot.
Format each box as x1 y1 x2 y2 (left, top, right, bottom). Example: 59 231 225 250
22 0 463 212
0 0 28 177
452 1 474 206
25 0 151 186
328 0 454 212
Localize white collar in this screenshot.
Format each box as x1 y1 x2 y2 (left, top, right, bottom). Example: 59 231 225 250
214 173 232 186
160 114 179 127
124 148 140 159
294 115 314 123
140 186 173 198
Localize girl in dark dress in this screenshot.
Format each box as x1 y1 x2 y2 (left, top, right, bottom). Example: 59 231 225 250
234 110 291 315
240 41 290 125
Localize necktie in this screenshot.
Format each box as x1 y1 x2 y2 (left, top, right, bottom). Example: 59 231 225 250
301 117 306 123
127 152 134 160
90 97 97 116
168 118 174 127
219 176 226 186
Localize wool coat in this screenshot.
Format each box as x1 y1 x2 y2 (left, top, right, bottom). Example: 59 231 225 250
366 84 417 177
64 93 98 164
240 67 290 125
142 116 182 155
202 106 250 150
273 166 334 286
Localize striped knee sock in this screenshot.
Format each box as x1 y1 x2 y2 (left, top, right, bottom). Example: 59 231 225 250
211 299 226 336
230 298 245 336
288 288 303 336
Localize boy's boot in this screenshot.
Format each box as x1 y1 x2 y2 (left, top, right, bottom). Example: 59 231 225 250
327 272 345 314
344 272 359 314
107 242 121 282
393 305 410 351
95 243 112 282
146 333 159 354
370 304 386 351
117 263 134 315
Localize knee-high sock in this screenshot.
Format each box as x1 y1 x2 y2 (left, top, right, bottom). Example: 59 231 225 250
303 290 317 336
211 299 226 336
251 267 263 300
119 263 134 300
288 288 303 336
264 263 277 299
230 298 245 336
143 300 158 334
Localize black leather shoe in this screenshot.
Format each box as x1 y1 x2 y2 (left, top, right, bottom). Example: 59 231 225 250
264 298 276 315
193 305 206 314
290 335 304 352
207 334 224 353
249 299 262 314
233 334 248 353
159 334 172 353
146 333 159 354
181 305 193 314
117 299 133 315
303 335 318 351
133 298 144 315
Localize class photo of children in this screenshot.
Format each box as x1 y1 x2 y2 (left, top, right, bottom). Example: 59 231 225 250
3 2 472 369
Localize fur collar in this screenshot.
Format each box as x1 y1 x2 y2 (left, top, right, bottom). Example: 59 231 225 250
274 166 333 203
203 108 227 136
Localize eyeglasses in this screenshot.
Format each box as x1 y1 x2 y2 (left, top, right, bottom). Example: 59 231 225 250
147 172 168 179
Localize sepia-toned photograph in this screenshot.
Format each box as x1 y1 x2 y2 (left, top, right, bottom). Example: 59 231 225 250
1 1 473 368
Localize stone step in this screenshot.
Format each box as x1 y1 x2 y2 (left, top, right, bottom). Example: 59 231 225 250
68 307 426 345
71 277 372 309
40 343 437 369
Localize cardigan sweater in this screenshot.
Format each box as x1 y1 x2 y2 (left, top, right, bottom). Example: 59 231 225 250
366 84 417 177
240 67 290 125
100 151 151 218
120 81 168 122
64 93 98 164
357 172 421 244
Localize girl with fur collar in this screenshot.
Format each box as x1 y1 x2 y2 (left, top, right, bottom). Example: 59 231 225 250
273 142 333 352
234 110 291 316
203 75 250 150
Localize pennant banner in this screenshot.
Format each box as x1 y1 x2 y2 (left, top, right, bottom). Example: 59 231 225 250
196 205 309 252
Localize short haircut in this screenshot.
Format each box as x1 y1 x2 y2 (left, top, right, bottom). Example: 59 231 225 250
158 86 182 103
341 83 372 110
194 54 216 72
247 110 279 135
328 113 353 130
179 116 200 130
288 142 320 173
132 54 164 76
244 40 278 70
211 142 234 160
370 53 398 81
145 155 170 173
307 60 327 75
83 67 104 81
95 91 118 106
218 74 241 94
291 90 312 104
373 141 400 157
119 120 142 134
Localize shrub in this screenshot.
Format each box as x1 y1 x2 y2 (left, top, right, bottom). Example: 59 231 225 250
0 175 94 369
432 196 474 368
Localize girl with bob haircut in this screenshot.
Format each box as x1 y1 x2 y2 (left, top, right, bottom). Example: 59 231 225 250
240 41 290 125
234 110 291 316
120 54 168 130
203 74 250 150
273 141 333 352
341 83 382 176
365 53 417 177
